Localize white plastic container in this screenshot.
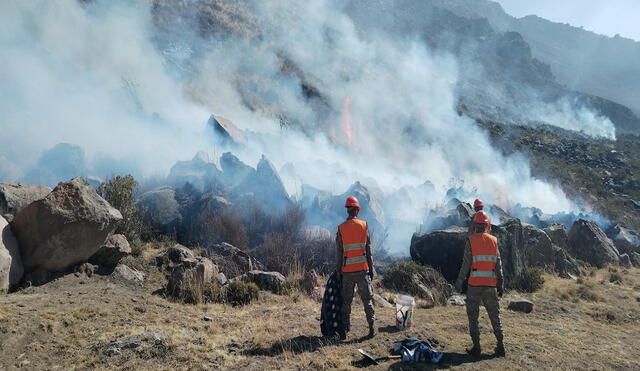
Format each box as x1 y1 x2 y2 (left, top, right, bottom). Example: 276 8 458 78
395 294 416 329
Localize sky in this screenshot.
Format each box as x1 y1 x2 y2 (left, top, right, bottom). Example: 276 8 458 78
496 0 640 41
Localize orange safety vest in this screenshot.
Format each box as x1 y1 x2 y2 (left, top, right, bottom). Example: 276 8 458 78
338 219 369 273
468 232 498 287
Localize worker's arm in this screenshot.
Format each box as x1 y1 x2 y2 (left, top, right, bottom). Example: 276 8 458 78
365 226 374 279
495 248 504 296
336 231 343 273
455 239 472 291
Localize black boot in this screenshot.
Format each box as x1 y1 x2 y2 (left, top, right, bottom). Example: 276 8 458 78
367 322 376 339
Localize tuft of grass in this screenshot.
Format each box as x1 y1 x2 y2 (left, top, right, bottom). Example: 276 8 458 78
224 281 259 307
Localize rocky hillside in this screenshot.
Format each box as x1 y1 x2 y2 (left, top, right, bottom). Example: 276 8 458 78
475 119 640 231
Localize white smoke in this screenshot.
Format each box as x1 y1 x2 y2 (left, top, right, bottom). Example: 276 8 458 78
0 0 592 253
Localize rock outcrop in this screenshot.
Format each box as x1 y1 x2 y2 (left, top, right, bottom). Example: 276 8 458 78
168 151 222 191
208 115 248 148
204 242 263 278
522 224 555 268
0 215 23 292
12 177 122 273
137 187 181 235
608 224 640 256
568 219 619 268
544 224 571 251
167 257 218 297
0 183 51 222
490 219 528 286
410 227 467 282
89 234 131 267
240 270 285 294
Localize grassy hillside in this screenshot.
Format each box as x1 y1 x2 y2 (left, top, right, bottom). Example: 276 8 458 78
1 246 639 370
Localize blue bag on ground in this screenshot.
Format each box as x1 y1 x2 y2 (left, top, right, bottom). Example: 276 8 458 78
393 337 444 364
320 271 343 337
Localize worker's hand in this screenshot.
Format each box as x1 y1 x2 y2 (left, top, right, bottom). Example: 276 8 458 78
455 279 463 293
497 286 504 297
368 269 374 281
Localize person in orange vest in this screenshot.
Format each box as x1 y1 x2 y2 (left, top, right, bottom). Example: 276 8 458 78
468 199 490 235
455 210 505 357
336 196 375 340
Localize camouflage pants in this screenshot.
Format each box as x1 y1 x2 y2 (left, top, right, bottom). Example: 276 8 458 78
466 286 503 345
341 271 375 332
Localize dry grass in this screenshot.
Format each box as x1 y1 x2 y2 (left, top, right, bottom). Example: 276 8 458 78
1 250 640 370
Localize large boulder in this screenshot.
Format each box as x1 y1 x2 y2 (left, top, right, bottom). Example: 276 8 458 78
137 187 181 234
251 155 292 212
168 151 222 191
568 219 619 268
208 115 247 148
89 234 131 267
544 224 571 251
0 215 23 292
12 177 122 273
167 257 218 298
629 252 640 267
522 224 555 268
619 254 632 268
241 270 285 294
220 152 255 189
178 192 233 246
488 219 527 287
410 227 467 282
204 242 263 278
553 246 581 277
0 183 51 222
608 224 640 256
156 244 195 268
308 181 385 237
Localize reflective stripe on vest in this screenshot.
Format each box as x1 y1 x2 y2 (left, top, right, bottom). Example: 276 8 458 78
468 232 498 287
339 219 369 273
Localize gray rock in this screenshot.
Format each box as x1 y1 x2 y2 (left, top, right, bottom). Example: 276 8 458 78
508 298 534 313
490 219 527 287
522 223 555 268
113 264 145 282
410 227 468 282
242 270 286 294
0 215 23 292
156 244 196 269
167 257 218 298
630 252 640 267
12 177 122 273
553 246 581 278
544 224 571 252
0 183 51 222
89 234 131 267
101 332 168 358
619 253 632 268
209 115 247 148
220 152 255 189
608 224 640 256
216 272 228 285
373 293 394 308
204 242 263 279
568 219 619 268
168 151 222 191
136 187 181 235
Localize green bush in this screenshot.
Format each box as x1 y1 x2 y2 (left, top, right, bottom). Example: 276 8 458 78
512 267 545 293
224 281 259 306
98 175 143 242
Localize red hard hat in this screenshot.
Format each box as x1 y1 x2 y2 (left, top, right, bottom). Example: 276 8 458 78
473 199 484 209
473 210 491 229
345 196 361 210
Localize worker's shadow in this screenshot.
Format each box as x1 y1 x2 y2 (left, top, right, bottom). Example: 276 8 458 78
384 352 493 370
242 335 340 357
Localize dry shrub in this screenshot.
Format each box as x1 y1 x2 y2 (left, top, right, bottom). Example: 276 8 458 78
98 174 144 242
609 271 624 284
188 207 248 249
513 267 545 293
554 279 604 303
224 281 259 306
381 261 451 305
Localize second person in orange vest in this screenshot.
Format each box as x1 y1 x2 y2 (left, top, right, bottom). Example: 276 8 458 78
336 196 376 341
456 210 505 358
